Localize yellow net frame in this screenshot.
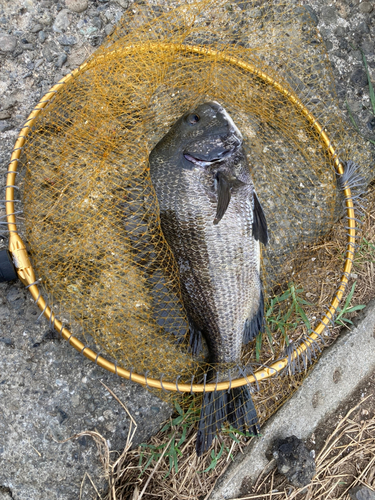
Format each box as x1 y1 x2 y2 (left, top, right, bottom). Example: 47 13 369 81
6 42 357 393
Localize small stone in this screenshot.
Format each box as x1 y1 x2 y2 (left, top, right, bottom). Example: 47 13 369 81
347 100 361 113
321 6 337 23
57 35 77 46
0 34 17 52
43 44 57 62
90 35 102 47
22 43 35 51
65 0 88 13
39 12 53 26
349 485 375 500
357 21 370 34
91 16 102 29
335 26 346 37
352 50 363 62
350 67 368 87
339 38 348 50
367 117 375 131
67 45 92 68
361 39 374 55
30 23 43 33
272 436 316 488
0 120 13 132
104 24 115 36
2 95 17 110
115 0 129 6
0 337 14 346
38 30 47 43
53 9 71 32
55 53 67 68
34 58 44 69
0 110 11 120
359 2 373 14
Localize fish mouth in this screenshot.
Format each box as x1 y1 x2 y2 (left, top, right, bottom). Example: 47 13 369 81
183 150 232 167
183 134 241 168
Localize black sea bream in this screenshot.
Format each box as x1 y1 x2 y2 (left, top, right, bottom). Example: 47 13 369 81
149 101 268 455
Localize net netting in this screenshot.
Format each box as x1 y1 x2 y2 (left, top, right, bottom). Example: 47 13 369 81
8 0 371 446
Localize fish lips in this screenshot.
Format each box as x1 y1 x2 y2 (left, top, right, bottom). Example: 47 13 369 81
183 134 241 168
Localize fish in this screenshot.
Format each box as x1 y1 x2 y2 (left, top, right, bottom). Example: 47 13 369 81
149 101 268 456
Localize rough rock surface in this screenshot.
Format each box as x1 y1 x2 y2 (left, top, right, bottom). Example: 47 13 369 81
272 435 316 488
0 282 171 500
298 0 375 155
0 0 374 498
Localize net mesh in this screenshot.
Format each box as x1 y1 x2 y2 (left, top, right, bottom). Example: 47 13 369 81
13 0 370 433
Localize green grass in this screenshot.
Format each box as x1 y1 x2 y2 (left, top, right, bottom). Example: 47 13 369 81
138 399 200 477
334 282 366 327
256 283 313 361
354 236 375 265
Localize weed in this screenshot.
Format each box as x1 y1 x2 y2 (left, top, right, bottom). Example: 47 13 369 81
200 443 225 473
335 282 366 327
138 399 199 477
256 283 313 361
355 236 375 265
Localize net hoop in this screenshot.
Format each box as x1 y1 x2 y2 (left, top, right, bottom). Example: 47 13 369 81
6 42 357 393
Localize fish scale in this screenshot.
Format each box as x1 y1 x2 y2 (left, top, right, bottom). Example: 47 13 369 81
149 101 268 455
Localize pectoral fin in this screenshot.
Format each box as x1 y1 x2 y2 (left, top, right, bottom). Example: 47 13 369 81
213 173 245 225
252 191 268 245
213 172 231 225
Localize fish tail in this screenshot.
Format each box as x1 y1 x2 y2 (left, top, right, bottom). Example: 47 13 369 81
196 384 260 456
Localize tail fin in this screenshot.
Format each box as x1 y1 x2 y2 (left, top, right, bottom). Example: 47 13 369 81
196 385 260 456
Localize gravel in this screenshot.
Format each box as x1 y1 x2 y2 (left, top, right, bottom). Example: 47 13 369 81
0 35 17 52
65 0 89 13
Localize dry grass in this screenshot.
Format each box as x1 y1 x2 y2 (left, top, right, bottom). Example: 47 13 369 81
82 387 375 500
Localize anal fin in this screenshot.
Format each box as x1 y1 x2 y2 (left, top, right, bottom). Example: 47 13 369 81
189 320 203 356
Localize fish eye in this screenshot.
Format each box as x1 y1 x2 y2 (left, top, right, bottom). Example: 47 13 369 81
187 113 200 124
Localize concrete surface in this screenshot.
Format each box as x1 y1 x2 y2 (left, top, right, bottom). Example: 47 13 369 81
210 299 375 500
0 279 172 500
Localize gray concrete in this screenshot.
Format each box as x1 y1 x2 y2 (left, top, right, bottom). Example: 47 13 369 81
210 300 375 500
0 280 172 500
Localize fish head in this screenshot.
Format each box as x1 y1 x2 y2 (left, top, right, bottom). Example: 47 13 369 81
158 101 243 170
183 102 243 169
